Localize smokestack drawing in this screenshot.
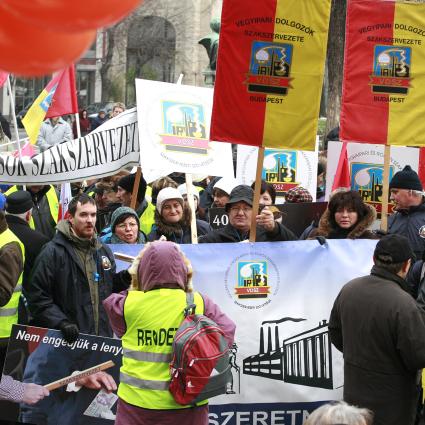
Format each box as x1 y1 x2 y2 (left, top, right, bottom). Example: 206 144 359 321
274 325 280 351
260 327 265 354
267 326 272 353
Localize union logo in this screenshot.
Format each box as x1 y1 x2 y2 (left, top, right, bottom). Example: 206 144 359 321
351 162 395 215
224 252 280 310
370 45 412 95
236 261 269 299
245 41 293 96
159 101 209 155
262 150 299 197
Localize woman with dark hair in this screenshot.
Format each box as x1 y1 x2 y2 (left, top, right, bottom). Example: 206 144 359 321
251 180 276 206
72 109 90 138
309 190 377 239
101 207 147 244
148 188 211 244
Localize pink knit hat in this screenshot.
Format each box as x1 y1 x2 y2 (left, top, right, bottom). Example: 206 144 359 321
137 241 188 292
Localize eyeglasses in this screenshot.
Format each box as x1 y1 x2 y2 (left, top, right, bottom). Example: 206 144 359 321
116 222 138 230
229 206 252 214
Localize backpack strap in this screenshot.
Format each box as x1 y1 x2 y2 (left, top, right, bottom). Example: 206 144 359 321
184 292 196 317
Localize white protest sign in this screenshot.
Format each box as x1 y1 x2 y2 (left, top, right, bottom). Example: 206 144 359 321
326 142 419 214
0 109 139 184
236 143 318 202
136 79 234 181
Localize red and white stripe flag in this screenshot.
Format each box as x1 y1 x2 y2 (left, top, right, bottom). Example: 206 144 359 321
58 183 72 221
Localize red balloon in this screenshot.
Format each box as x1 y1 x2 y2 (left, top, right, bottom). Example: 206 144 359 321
2 0 143 33
0 5 96 76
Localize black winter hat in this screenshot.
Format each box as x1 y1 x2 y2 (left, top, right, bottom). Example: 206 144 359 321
225 185 253 211
6 191 34 214
374 234 414 264
389 165 423 191
117 173 147 202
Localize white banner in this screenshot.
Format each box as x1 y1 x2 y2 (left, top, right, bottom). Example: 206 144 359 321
236 143 318 203
0 109 140 185
326 142 419 212
111 240 377 423
136 79 234 181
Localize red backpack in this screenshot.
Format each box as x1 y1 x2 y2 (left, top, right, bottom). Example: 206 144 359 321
169 292 232 405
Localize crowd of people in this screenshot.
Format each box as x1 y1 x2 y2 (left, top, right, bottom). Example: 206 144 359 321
1 105 425 423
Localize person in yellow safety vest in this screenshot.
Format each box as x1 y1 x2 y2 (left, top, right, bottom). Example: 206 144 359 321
5 185 59 240
116 173 155 236
104 241 236 425
0 209 24 374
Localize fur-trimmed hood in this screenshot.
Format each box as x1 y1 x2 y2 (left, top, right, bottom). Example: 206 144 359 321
313 203 378 239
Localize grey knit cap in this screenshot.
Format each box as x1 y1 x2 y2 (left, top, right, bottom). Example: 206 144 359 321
110 206 139 233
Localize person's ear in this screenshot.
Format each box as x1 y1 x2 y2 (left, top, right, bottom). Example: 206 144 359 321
402 258 411 274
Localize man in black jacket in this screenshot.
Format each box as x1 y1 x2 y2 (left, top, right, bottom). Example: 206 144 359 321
5 191 49 281
199 185 297 243
5 191 49 325
26 193 131 342
329 234 425 425
388 165 425 260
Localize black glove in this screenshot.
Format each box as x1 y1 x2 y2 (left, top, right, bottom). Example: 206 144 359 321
315 236 327 246
59 320 79 343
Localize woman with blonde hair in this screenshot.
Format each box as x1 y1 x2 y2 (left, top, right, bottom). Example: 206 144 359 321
304 401 373 425
103 240 235 425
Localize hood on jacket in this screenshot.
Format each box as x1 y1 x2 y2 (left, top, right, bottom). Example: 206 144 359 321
316 203 377 239
129 241 189 292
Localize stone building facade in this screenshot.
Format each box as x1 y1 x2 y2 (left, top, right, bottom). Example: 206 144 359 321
100 0 223 105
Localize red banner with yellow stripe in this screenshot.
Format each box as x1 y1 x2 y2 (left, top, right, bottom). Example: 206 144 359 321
210 0 331 151
341 0 425 146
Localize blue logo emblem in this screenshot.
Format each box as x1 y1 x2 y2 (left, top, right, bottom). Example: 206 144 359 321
370 45 412 95
246 41 293 96
236 261 269 299
39 83 58 112
351 163 395 214
160 101 208 154
262 150 298 196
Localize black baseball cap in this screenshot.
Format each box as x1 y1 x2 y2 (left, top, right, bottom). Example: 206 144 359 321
374 234 415 263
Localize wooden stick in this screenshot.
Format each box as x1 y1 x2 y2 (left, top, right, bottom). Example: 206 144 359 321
44 360 114 391
114 252 135 263
130 166 142 210
249 146 265 242
380 144 391 231
185 173 198 244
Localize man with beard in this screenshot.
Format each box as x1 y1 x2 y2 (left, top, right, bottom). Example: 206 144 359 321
26 193 131 341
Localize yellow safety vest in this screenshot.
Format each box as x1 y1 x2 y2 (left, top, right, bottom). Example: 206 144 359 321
119 289 206 410
139 202 155 236
5 185 59 229
145 186 152 203
0 229 25 339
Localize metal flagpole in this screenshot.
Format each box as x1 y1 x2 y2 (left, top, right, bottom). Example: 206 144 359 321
6 76 23 160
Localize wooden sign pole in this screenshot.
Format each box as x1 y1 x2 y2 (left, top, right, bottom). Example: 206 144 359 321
380 145 391 231
249 146 265 242
130 166 142 210
185 173 198 244
114 252 136 263
44 360 115 391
